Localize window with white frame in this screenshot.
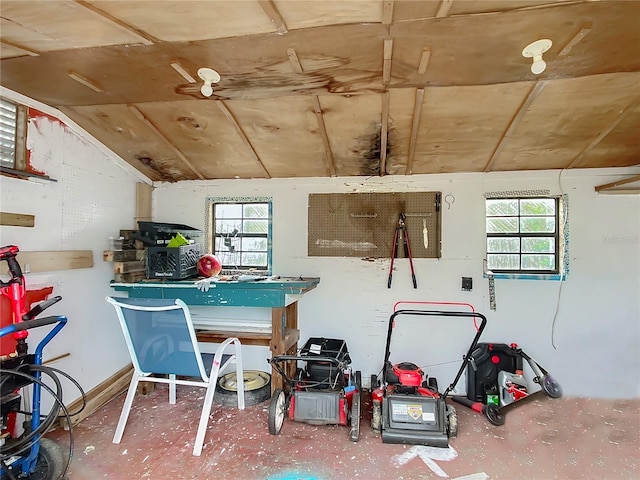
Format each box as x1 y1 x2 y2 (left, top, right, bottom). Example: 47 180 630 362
0 98 18 167
0 97 28 173
486 197 561 274
208 199 272 273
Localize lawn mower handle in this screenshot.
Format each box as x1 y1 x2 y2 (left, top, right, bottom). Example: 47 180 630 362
268 354 351 389
383 309 487 399
0 314 67 338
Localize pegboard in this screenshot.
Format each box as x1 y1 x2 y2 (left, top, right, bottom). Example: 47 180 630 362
308 192 441 258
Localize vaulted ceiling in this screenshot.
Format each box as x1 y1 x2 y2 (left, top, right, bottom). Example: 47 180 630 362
1 0 638 182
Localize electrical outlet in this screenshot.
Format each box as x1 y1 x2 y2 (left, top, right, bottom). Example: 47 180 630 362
461 276 472 291
24 263 30 273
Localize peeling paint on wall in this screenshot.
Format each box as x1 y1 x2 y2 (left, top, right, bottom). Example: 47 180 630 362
25 107 70 177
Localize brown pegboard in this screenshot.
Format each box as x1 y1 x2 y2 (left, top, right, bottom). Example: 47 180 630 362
308 192 441 258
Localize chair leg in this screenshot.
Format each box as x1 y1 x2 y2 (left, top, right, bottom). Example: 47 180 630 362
235 348 245 410
169 374 176 404
193 382 217 456
113 375 140 444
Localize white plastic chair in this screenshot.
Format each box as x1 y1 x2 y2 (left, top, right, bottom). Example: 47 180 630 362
106 296 244 456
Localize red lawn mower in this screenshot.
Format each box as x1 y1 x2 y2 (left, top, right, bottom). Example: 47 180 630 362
267 337 361 442
370 306 487 447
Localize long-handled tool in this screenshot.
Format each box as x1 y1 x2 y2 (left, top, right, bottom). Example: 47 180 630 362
388 213 417 289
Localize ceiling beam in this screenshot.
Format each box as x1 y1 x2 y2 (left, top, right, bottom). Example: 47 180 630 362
382 0 394 25
405 88 425 175
312 97 337 177
68 71 104 93
128 105 205 180
565 99 639 169
214 101 271 179
73 0 157 45
258 0 288 35
436 0 454 18
594 189 640 195
418 47 432 75
383 38 393 85
595 174 640 194
379 91 390 176
287 48 303 74
170 62 197 83
483 81 545 172
0 40 40 57
558 24 592 56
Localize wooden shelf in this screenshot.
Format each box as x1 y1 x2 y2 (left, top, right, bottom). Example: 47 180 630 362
196 329 271 347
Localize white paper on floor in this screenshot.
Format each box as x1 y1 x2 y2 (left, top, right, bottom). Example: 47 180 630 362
393 445 458 477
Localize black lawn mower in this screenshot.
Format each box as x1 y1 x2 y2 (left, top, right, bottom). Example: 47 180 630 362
267 337 361 442
451 342 562 426
370 308 487 447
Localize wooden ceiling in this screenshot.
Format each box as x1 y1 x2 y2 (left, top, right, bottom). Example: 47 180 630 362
1 0 638 182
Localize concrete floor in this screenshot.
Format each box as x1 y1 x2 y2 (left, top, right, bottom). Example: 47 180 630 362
47 385 639 480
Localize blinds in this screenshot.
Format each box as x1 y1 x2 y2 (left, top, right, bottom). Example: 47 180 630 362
0 98 17 167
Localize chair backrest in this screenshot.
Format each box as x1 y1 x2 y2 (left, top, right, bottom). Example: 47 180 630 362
106 297 208 380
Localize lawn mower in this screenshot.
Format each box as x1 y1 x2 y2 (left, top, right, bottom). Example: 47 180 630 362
1 245 80 480
267 337 361 442
371 308 487 447
451 342 562 426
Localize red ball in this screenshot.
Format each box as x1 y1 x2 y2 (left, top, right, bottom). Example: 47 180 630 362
197 254 222 277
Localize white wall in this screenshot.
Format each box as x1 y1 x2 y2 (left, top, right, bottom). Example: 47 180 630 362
0 88 146 403
154 169 640 399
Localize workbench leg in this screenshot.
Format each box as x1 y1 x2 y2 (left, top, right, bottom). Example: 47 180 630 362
269 303 299 394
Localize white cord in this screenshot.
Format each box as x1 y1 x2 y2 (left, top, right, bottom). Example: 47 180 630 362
551 168 568 350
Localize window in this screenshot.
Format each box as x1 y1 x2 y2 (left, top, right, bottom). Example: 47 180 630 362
209 199 272 273
0 98 29 176
0 98 18 167
486 197 560 274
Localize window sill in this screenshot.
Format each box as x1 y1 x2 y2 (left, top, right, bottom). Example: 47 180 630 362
0 166 57 182
484 273 566 281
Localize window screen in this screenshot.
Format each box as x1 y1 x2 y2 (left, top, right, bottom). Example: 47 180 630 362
0 98 18 168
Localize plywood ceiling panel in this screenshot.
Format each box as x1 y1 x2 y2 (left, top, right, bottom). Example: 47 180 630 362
319 94 385 176
391 0 575 22
0 1 148 51
410 82 535 174
61 105 199 182
275 0 382 30
89 0 277 42
0 23 387 107
132 100 268 180
573 103 640 169
225 96 329 178
390 1 640 87
448 0 576 16
490 72 640 171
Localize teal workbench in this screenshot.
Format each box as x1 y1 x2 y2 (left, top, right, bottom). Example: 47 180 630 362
110 277 320 391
